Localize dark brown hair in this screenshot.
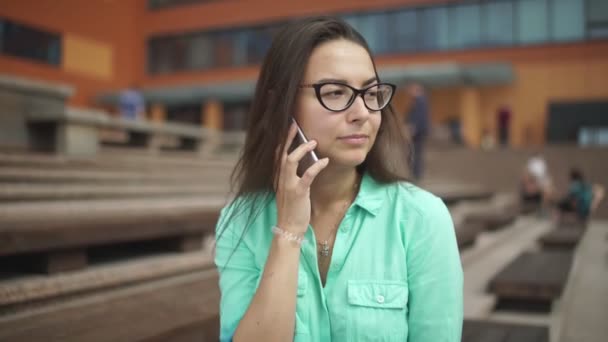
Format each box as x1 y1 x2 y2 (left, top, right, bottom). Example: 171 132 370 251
217 16 411 246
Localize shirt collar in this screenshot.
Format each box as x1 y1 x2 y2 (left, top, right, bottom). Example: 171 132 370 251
352 172 387 216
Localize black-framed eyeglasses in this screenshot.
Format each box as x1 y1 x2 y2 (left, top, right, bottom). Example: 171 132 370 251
299 82 396 112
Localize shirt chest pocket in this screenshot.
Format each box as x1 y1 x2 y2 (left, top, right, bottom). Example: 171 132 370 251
346 280 409 341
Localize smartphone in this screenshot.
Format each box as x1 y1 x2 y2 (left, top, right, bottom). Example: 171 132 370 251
289 118 319 177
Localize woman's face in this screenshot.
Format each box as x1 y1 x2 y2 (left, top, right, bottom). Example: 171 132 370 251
293 39 381 170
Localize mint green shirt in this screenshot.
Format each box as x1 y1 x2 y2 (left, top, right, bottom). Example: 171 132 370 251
215 172 463 341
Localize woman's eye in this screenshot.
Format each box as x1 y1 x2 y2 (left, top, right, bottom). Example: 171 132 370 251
322 90 345 97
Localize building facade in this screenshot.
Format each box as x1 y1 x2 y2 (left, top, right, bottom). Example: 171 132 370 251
1 0 607 147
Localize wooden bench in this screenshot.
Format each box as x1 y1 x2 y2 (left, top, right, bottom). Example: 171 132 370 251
425 181 493 205
0 196 225 274
0 268 220 342
488 250 574 312
0 150 238 170
0 249 214 308
538 227 585 250
0 165 230 183
463 194 519 231
0 183 231 202
26 108 208 157
463 320 548 342
455 218 484 249
449 207 485 249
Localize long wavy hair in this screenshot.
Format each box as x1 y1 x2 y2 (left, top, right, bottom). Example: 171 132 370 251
216 16 411 249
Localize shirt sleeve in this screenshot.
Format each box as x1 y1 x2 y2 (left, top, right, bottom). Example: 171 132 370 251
214 203 260 342
406 195 464 342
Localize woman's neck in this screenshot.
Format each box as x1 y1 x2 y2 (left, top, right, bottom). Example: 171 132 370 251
310 165 360 215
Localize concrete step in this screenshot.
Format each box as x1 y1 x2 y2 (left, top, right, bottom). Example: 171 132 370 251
0 183 232 202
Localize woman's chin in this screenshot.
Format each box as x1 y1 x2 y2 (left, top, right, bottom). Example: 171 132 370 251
326 152 368 169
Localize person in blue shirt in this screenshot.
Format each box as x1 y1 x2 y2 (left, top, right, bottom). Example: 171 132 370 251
214 16 463 341
556 168 595 221
118 85 145 120
406 83 429 180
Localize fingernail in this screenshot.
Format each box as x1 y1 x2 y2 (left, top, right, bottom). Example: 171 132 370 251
310 140 317 146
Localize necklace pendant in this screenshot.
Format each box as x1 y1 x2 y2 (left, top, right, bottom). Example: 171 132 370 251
319 241 330 257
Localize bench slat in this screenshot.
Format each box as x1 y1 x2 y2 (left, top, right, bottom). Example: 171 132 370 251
0 270 219 342
463 320 548 342
0 197 226 256
489 251 573 301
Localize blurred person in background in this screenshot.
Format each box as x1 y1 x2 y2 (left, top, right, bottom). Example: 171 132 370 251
406 83 429 180
214 16 462 342
119 84 145 121
555 168 604 222
497 104 511 147
521 152 554 212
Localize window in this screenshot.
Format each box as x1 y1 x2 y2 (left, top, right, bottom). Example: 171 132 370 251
483 1 514 46
232 31 249 66
146 0 601 74
516 0 549 44
418 7 450 51
369 13 391 54
391 9 418 53
449 4 481 49
184 34 213 70
148 0 220 10
0 19 61 66
246 26 278 65
551 0 584 41
355 15 381 52
587 0 608 24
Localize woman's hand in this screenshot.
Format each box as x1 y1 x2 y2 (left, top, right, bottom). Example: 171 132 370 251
275 123 329 234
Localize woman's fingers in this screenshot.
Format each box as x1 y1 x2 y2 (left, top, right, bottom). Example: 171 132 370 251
299 158 329 188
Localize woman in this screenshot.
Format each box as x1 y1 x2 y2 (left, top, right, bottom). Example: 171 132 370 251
215 16 463 341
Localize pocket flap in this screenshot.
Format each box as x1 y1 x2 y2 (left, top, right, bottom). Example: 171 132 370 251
347 280 408 309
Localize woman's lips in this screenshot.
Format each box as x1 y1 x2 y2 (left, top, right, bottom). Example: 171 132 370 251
338 134 369 145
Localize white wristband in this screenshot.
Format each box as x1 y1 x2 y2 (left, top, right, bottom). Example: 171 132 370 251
271 226 306 245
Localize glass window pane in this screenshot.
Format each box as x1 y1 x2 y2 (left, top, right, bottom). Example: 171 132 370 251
232 31 249 66
374 13 391 54
0 20 4 53
214 32 234 67
342 14 360 33
246 27 274 65
149 0 220 10
356 14 381 52
0 20 61 66
188 34 214 70
483 1 514 46
391 9 417 53
551 0 584 41
419 7 449 51
449 4 481 49
587 0 608 23
517 0 549 44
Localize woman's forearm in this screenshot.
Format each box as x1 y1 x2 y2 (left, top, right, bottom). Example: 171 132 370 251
233 231 302 342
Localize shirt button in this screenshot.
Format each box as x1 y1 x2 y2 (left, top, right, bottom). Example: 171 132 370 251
376 295 385 304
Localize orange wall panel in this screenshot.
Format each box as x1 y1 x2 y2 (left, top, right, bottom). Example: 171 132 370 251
63 34 114 80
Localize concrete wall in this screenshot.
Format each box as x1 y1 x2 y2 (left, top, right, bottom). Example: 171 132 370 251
425 145 608 218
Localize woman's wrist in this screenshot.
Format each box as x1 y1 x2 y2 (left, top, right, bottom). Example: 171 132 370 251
272 225 306 246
